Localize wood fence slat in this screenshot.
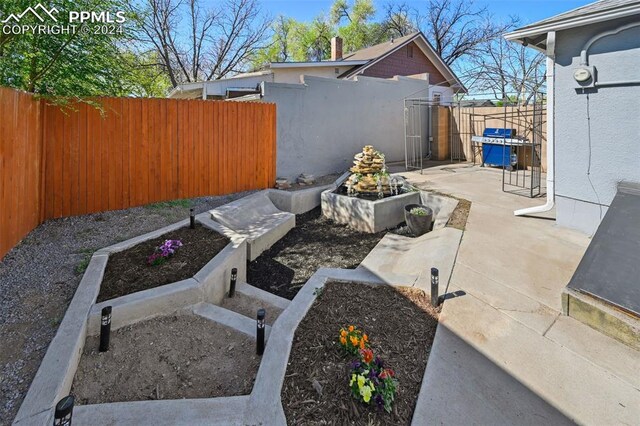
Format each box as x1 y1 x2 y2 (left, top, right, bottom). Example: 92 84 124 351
0 90 277 259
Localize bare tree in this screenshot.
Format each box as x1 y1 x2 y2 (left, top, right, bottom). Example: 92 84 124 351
383 0 515 66
129 0 271 87
469 36 545 104
383 3 417 37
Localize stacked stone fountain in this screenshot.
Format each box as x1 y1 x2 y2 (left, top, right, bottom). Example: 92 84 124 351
346 145 400 198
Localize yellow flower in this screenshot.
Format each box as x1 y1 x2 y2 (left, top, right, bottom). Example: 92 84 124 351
350 374 356 386
360 383 373 403
348 325 355 332
357 375 366 389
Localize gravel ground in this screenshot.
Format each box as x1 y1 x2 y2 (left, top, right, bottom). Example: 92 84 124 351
0 191 253 425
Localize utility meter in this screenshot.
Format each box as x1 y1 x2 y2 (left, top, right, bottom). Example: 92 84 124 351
573 68 591 82
573 66 596 88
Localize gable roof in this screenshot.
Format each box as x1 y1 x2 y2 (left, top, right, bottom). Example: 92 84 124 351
340 32 418 61
505 0 640 50
338 32 466 91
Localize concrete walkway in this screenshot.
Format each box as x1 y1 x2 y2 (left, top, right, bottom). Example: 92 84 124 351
404 164 640 425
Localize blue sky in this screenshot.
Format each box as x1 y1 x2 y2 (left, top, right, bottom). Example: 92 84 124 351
254 0 592 26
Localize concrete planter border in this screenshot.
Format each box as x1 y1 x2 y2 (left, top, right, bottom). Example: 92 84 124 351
15 186 456 425
14 214 247 425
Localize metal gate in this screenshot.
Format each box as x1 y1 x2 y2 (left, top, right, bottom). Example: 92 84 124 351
404 98 433 172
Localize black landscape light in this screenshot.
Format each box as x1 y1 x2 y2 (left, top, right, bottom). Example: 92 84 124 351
229 268 238 298
99 306 112 352
54 395 74 426
189 208 196 229
431 268 440 308
256 308 266 355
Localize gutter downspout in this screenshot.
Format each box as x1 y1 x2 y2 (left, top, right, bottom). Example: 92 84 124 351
515 31 556 216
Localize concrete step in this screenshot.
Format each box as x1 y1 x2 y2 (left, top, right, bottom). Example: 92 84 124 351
191 302 271 340
562 288 640 351
217 282 287 326
236 282 290 311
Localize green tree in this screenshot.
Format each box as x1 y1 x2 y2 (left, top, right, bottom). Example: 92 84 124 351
330 0 386 53
0 0 142 96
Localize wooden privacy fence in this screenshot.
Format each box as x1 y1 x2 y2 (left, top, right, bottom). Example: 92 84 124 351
0 87 276 260
434 106 547 171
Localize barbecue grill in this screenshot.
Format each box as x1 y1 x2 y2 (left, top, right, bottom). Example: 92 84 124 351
471 128 529 169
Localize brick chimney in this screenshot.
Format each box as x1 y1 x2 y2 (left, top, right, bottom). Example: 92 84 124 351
331 36 343 61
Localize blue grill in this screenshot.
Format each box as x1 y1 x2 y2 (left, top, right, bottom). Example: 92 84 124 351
482 128 516 139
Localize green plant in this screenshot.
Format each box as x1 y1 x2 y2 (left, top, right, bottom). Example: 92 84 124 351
145 199 192 209
76 255 92 275
410 207 429 216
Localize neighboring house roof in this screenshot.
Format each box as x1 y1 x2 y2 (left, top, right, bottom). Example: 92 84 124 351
167 70 273 99
505 0 640 50
337 32 466 91
269 60 368 68
341 32 418 61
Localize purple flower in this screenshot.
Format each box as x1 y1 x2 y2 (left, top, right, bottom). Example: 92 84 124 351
374 356 384 369
374 394 384 408
350 360 361 370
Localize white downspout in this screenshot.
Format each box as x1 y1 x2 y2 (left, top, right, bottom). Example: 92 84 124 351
515 31 556 216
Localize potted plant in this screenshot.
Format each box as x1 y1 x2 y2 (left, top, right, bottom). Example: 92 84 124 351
404 204 433 236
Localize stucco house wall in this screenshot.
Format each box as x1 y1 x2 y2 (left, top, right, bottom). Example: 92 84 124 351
553 15 640 234
261 75 431 179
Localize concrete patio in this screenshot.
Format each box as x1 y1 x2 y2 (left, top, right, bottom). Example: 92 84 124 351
402 164 640 425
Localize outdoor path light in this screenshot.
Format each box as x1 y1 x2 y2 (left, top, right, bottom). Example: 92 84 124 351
189 208 195 229
54 395 74 425
256 308 265 355
99 306 112 352
229 268 237 298
431 268 440 308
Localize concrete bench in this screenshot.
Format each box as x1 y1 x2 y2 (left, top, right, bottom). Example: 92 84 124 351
210 192 295 261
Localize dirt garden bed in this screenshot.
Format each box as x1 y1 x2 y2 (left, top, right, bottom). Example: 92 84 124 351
247 208 386 300
97 225 229 302
282 281 439 425
72 314 259 404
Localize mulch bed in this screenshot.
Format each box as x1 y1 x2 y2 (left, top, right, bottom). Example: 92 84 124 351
282 281 439 425
247 208 387 300
97 225 229 302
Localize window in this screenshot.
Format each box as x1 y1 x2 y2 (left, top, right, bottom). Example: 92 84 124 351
335 67 340 74
407 45 414 58
433 92 442 104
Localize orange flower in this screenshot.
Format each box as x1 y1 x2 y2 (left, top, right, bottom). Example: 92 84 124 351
359 338 365 349
340 336 347 345
363 334 368 342
348 325 355 332
360 348 374 364
340 329 347 338
350 336 359 347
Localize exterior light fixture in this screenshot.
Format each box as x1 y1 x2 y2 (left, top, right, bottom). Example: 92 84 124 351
256 308 266 355
99 306 112 352
430 268 440 308
54 395 74 426
229 268 238 298
189 208 195 229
